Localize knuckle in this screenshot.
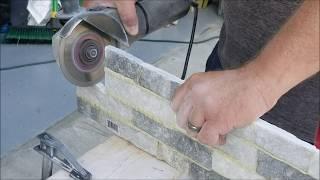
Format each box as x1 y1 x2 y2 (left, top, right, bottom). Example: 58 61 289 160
189 73 202 82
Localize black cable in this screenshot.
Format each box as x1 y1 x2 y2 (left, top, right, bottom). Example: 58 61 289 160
181 3 198 80
0 33 216 71
0 60 56 71
139 35 219 45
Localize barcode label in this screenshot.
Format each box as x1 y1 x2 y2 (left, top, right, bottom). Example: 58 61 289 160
107 120 119 133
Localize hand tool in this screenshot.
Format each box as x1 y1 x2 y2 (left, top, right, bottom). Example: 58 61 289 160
34 132 91 180
52 0 193 86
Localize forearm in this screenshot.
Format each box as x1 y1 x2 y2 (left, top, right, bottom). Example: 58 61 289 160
244 0 319 106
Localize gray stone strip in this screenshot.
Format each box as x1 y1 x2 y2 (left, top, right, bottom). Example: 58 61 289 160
256 151 315 180
132 110 212 169
77 92 263 179
189 163 228 180
231 120 319 177
77 86 258 174
77 97 192 177
216 134 258 170
77 79 319 179
105 47 319 176
78 89 314 180
105 46 182 100
307 152 319 179
104 68 182 132
78 96 158 156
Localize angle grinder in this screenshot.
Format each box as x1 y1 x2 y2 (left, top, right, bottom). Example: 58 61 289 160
53 0 193 87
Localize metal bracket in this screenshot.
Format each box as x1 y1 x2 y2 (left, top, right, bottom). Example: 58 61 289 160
34 132 92 180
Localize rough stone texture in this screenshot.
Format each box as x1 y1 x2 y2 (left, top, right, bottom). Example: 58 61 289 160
133 110 212 169
231 119 319 178
189 162 228 180
77 97 88 115
77 86 262 179
78 84 134 125
257 151 315 180
255 120 317 172
230 120 257 142
217 134 257 169
308 151 320 179
104 114 158 157
156 142 190 175
105 46 183 100
105 68 181 132
76 83 106 107
77 90 191 177
211 149 263 179
74 47 320 179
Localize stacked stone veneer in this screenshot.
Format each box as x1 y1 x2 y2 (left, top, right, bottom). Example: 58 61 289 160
76 46 319 179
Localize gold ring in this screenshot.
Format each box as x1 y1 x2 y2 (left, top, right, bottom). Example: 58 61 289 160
187 121 201 133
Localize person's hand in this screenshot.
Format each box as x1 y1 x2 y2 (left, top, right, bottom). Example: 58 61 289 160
171 68 279 146
83 0 138 35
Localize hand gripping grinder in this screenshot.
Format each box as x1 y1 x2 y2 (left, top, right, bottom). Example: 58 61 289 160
53 0 193 87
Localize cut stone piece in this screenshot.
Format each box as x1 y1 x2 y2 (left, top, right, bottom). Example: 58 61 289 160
74 46 320 179
104 114 159 157
217 134 258 169
105 46 183 100
77 93 191 176
105 68 181 132
254 120 317 172
211 149 264 179
256 151 315 180
189 162 228 180
307 151 320 179
77 84 134 125
133 110 212 169
77 97 88 115
78 97 262 180
156 141 190 175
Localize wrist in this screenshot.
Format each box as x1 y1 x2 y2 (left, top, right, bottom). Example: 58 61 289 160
238 60 282 110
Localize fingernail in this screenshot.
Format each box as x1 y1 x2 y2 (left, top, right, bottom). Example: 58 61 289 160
124 24 138 36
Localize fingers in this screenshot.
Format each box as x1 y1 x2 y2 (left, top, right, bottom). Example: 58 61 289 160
197 121 227 146
171 83 189 112
176 95 193 129
186 107 205 137
114 0 138 35
197 121 219 146
172 73 201 112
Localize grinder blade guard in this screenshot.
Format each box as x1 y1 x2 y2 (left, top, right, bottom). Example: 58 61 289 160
53 0 192 86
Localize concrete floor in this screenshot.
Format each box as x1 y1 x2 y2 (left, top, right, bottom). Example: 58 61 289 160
0 44 77 156
1 4 223 179
1 112 114 179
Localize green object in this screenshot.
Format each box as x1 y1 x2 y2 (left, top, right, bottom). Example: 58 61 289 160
4 0 60 43
79 0 84 6
4 0 83 43
5 27 55 43
51 0 58 18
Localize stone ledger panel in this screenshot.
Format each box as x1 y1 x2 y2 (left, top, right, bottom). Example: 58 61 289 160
76 46 319 180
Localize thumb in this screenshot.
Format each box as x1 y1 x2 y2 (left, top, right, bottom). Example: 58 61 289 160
114 0 139 35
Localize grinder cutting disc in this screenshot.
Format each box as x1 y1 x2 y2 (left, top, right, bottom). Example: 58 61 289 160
58 30 106 86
